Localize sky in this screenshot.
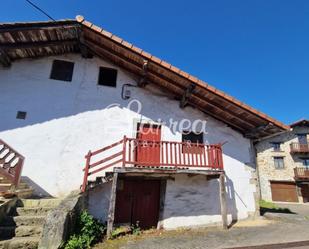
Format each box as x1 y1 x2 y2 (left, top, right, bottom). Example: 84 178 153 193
1 0 308 125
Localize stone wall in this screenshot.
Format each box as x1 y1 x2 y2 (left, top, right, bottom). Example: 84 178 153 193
38 191 86 249
255 126 309 202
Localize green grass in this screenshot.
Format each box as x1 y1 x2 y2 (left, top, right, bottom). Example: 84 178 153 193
259 200 293 215
259 200 279 209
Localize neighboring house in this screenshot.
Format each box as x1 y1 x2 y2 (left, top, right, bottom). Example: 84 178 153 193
255 119 309 203
0 16 288 231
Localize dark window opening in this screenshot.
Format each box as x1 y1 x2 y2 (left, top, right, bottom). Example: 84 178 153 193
297 134 308 145
271 142 282 152
302 158 309 167
50 60 74 82
16 111 27 120
182 131 204 154
274 157 285 169
98 67 117 87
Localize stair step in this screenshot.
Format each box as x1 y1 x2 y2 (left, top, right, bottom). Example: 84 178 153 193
14 216 46 226
0 183 12 187
15 189 33 199
15 226 42 238
21 198 61 208
16 207 52 216
16 183 29 190
0 237 39 249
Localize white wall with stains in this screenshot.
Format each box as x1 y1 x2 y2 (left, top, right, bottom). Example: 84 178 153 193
0 54 256 226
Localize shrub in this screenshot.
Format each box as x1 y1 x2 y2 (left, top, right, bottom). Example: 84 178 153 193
63 211 105 249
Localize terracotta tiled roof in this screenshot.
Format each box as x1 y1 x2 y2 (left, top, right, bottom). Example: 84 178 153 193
0 16 289 138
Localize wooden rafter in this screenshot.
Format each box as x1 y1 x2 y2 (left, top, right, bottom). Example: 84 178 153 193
0 39 78 50
84 37 257 131
85 40 250 133
180 83 195 108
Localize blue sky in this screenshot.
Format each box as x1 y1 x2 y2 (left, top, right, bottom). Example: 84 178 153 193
1 0 308 124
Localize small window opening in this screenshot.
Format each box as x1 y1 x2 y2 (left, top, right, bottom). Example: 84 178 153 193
50 60 74 82
271 142 282 152
274 157 285 169
98 67 117 87
16 111 27 120
182 131 204 154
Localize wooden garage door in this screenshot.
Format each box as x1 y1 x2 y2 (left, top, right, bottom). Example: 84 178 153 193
270 181 298 202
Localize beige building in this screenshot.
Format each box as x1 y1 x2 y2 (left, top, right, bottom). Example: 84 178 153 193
255 119 309 203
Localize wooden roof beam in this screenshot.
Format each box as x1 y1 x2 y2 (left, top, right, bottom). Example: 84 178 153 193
180 83 195 108
0 39 78 50
137 60 148 87
244 123 275 138
84 37 255 131
84 39 250 133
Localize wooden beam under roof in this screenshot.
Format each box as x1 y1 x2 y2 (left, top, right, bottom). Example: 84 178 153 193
0 39 78 50
85 40 250 134
83 37 257 130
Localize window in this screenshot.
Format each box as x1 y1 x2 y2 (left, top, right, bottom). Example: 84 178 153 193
98 67 117 87
274 157 284 169
297 134 308 145
50 60 74 82
182 131 203 144
182 131 203 153
16 111 27 120
271 142 282 152
302 158 309 167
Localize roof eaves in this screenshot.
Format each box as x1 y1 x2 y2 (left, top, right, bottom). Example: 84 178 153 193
75 15 288 132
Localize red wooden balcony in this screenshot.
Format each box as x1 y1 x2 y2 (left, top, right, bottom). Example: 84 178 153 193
82 136 224 192
290 142 309 154
294 167 309 180
0 139 24 189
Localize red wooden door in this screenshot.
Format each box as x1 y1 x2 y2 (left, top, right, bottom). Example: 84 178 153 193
115 179 161 229
136 124 161 166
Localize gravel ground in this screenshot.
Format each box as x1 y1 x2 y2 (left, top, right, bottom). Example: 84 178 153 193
93 217 309 249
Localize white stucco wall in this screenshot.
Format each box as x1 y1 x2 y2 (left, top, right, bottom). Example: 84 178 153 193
0 54 256 226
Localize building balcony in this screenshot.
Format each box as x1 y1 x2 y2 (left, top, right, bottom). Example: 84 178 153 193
290 142 309 154
294 167 309 180
82 136 224 191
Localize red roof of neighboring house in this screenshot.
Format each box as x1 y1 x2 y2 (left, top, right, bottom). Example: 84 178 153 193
0 16 289 138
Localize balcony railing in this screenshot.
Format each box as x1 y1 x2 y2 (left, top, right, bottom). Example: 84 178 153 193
290 142 309 153
294 167 309 180
81 136 224 192
0 139 24 189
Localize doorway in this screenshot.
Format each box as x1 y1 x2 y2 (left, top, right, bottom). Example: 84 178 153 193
114 179 161 229
136 123 161 166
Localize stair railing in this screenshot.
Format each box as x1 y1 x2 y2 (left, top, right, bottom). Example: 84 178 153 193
0 139 25 189
81 136 224 192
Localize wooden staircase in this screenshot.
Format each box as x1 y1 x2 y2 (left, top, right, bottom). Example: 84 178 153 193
0 176 33 199
0 139 26 198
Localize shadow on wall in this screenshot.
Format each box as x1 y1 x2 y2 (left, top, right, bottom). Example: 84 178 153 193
21 176 53 198
161 175 239 226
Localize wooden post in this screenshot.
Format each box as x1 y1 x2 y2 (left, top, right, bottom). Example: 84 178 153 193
219 172 228 229
107 172 118 238
81 151 91 192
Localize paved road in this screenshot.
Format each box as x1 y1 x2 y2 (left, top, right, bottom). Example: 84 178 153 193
95 217 309 249
275 203 309 217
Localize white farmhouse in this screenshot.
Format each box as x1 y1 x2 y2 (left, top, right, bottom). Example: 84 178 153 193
0 16 288 231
